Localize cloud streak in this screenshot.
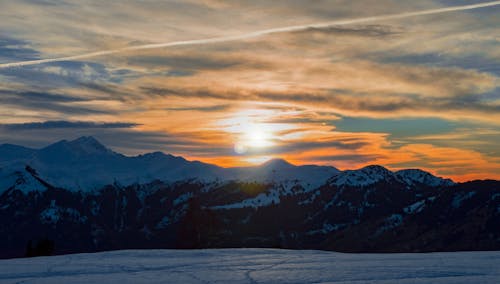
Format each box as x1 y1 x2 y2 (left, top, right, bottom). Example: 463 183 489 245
0 120 139 130
1 1 499 68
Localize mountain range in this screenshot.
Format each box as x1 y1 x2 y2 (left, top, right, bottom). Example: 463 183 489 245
0 136 498 258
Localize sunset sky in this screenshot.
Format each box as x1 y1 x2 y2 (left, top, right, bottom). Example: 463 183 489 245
0 0 499 181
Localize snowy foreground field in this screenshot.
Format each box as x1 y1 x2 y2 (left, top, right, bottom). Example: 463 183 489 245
0 249 499 284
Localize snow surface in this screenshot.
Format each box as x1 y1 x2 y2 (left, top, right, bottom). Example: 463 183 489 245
211 189 281 209
403 196 436 214
0 249 499 284
306 222 347 235
403 200 426 214
375 214 403 236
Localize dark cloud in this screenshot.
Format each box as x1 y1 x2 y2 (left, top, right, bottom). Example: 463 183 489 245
0 120 140 130
263 117 328 125
294 25 402 37
23 0 73 6
0 119 370 159
311 153 382 163
127 55 240 70
0 127 229 157
140 86 500 116
327 93 500 115
77 82 133 101
239 140 368 156
334 117 459 139
140 87 234 100
0 36 40 63
140 86 328 103
275 140 367 153
0 90 87 103
0 90 112 115
259 92 329 103
0 61 111 88
164 104 230 112
380 53 500 76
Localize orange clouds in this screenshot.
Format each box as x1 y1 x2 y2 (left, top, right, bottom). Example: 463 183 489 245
153 102 500 182
1 0 499 181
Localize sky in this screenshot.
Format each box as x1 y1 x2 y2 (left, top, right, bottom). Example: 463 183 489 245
0 0 499 181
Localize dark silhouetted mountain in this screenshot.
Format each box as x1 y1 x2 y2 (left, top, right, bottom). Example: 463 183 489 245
0 137 498 258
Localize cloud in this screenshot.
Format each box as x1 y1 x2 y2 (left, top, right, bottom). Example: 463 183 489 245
127 54 240 71
2 1 499 68
0 90 86 103
0 126 220 156
0 61 112 89
380 53 500 76
135 59 499 121
0 89 116 116
0 36 40 62
0 0 498 180
334 117 460 139
292 24 403 37
0 120 140 130
164 104 230 112
310 153 383 164
240 140 369 156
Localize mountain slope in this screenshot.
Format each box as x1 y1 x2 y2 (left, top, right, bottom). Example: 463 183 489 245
0 177 497 258
1 137 497 259
0 144 35 162
395 169 454 187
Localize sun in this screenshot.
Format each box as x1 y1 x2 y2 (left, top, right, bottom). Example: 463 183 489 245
216 107 292 156
234 123 273 154
247 125 271 148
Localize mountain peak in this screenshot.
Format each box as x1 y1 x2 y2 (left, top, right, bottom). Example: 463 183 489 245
261 158 294 168
40 136 114 157
329 165 395 187
68 136 113 155
360 165 391 173
71 136 100 145
395 169 454 187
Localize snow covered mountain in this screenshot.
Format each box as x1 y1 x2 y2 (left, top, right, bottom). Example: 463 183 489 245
0 137 340 192
0 136 454 193
395 169 454 187
0 136 225 191
328 165 397 187
328 165 454 188
226 158 340 189
1 136 498 259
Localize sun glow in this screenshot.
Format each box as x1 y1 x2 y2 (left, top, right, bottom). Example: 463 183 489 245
246 124 272 148
216 107 287 156
233 123 274 154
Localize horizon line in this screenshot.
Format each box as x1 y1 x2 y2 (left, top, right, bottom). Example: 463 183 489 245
6 135 499 183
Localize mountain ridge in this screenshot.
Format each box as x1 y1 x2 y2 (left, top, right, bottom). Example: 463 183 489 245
0 136 498 258
0 136 459 193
